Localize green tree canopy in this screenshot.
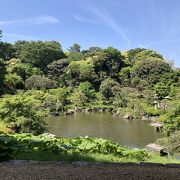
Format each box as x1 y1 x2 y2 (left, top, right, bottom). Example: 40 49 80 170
7 58 42 80
99 78 120 100
25 75 57 90
0 95 46 134
103 47 125 77
19 41 65 71
68 43 81 53
127 48 163 64
67 59 98 86
0 59 6 94
0 42 15 60
131 58 171 84
47 59 69 86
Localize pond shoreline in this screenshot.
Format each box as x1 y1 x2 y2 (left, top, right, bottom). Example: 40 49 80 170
45 112 160 148
52 107 160 122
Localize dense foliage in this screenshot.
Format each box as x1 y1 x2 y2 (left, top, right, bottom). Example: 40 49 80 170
0 94 46 134
0 35 179 153
156 131 180 153
0 133 148 161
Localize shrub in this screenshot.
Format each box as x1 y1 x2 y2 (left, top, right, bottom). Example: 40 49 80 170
158 105 180 136
4 73 24 90
156 131 180 153
25 75 57 90
0 95 46 134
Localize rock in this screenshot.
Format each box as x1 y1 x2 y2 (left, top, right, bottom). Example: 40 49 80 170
85 108 91 112
112 113 117 117
105 109 112 112
92 107 98 112
146 143 163 153
149 116 158 122
150 122 162 127
112 109 116 114
142 116 149 121
146 143 168 156
98 109 104 113
164 96 172 100
41 133 56 138
74 107 83 112
123 114 133 119
150 122 162 132
64 109 75 115
51 112 59 116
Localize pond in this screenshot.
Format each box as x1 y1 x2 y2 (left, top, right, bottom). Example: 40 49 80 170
45 112 161 148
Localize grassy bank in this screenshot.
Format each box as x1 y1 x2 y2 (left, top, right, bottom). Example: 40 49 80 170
15 151 180 164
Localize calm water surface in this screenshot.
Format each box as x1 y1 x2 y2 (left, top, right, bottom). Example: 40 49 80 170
45 112 160 148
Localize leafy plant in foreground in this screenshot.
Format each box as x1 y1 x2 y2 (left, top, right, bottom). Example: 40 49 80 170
0 134 148 161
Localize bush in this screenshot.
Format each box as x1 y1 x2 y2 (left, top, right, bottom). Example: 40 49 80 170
7 60 42 80
158 105 180 136
25 75 57 90
0 134 149 161
0 134 19 161
156 131 180 153
0 95 46 134
154 82 170 99
4 73 24 90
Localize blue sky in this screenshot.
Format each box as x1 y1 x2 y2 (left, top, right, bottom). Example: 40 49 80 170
0 0 180 67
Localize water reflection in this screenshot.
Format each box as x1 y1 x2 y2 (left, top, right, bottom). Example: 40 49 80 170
45 112 160 148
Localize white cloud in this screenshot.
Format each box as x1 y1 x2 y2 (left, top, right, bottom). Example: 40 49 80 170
0 15 59 26
75 1 130 44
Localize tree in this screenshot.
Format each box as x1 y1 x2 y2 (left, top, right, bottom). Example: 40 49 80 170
7 59 42 80
0 59 6 94
4 73 24 91
20 41 65 71
25 75 57 90
0 30 2 40
68 43 81 53
159 105 180 136
69 90 88 107
131 58 171 84
67 52 84 62
82 47 102 57
47 59 69 86
103 47 125 78
119 66 131 86
49 88 69 111
13 40 28 58
99 78 120 100
78 81 95 100
127 48 163 64
0 42 15 60
154 82 170 99
67 60 98 86
159 70 180 87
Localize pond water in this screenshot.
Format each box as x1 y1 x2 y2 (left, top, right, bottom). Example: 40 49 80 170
45 112 161 148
